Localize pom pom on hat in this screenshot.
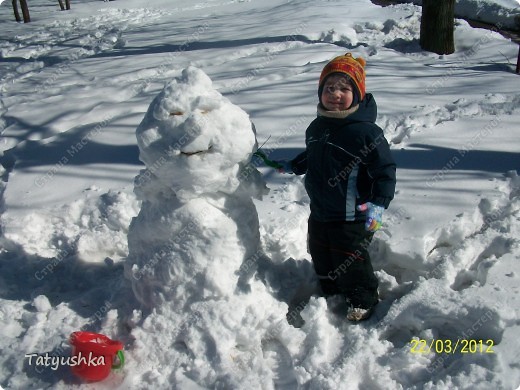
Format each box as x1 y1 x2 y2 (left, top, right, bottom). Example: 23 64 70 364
318 53 366 105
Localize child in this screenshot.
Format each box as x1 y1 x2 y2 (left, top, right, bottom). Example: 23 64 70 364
280 53 396 321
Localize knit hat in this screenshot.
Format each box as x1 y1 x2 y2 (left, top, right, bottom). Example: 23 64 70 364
318 53 366 107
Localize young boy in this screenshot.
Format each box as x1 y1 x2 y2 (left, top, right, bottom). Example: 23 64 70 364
281 53 396 321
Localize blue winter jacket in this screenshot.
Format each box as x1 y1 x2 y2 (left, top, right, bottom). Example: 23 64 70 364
291 94 396 222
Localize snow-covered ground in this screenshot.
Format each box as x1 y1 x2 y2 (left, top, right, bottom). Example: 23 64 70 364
0 0 519 389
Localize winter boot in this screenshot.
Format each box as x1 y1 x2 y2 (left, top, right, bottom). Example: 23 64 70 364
346 304 376 321
346 289 378 321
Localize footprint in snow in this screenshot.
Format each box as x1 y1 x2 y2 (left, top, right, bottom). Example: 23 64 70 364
262 339 299 389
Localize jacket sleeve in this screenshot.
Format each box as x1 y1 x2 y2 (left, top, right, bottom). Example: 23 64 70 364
290 150 308 175
362 128 396 208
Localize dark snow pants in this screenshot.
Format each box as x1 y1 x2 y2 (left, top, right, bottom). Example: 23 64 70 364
308 218 379 309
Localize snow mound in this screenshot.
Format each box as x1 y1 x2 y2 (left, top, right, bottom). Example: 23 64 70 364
380 93 520 144
310 6 422 53
1 188 139 261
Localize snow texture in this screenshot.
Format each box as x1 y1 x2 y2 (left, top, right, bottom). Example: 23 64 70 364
0 0 519 389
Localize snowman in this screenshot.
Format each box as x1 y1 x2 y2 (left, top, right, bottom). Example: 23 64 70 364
125 66 268 310
123 67 293 387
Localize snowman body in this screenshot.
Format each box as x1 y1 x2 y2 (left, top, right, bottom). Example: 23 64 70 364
125 66 265 310
124 67 297 388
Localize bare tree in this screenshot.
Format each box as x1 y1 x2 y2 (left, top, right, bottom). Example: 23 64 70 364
12 0 30 23
420 0 455 55
12 0 21 22
58 0 71 10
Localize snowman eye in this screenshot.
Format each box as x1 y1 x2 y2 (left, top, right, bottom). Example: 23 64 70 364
170 111 184 116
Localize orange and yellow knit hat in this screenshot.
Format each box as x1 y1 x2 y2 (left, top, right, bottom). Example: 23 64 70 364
318 53 366 105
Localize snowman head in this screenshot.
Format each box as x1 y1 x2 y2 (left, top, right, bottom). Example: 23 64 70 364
135 67 256 201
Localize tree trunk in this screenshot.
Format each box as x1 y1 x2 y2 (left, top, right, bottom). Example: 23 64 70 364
58 0 71 11
12 0 22 22
516 45 520 74
19 0 30 23
420 0 455 55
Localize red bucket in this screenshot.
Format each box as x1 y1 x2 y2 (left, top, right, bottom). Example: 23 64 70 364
69 332 124 382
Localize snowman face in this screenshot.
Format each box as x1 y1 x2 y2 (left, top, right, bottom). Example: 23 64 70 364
136 67 256 200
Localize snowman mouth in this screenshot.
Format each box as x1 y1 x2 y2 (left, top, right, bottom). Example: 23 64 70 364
180 145 213 156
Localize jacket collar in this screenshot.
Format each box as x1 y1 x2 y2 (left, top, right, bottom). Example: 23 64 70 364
317 93 378 124
317 104 359 119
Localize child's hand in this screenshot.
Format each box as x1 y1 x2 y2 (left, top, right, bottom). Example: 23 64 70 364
357 202 384 232
276 160 293 174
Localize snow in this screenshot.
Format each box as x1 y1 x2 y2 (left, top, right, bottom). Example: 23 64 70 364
0 0 519 389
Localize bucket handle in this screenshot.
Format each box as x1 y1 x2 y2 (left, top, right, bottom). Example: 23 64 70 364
112 350 125 370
